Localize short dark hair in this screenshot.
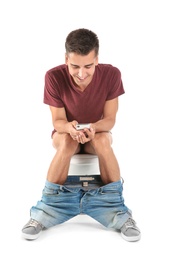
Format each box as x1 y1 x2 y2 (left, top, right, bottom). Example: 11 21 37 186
65 28 99 56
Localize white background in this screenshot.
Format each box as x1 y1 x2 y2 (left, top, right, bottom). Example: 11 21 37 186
0 0 172 259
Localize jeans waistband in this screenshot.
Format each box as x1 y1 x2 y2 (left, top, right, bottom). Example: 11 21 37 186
45 177 123 192
65 175 102 183
64 175 103 189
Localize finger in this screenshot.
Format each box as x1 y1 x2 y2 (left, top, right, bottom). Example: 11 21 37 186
84 128 94 138
77 133 85 144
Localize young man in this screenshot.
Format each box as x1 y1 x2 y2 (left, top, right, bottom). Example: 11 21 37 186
22 28 141 242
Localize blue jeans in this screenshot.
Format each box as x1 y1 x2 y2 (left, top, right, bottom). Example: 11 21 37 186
30 175 131 230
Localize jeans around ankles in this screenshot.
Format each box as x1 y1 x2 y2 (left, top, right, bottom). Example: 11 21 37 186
30 176 132 230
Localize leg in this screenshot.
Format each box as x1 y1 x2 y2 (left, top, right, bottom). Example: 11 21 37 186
82 181 141 242
22 132 81 239
83 133 141 241
82 181 130 229
22 181 82 240
84 132 120 184
30 180 82 228
47 132 80 184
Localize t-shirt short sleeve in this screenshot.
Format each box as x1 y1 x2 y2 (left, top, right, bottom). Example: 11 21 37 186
106 67 125 101
43 71 64 107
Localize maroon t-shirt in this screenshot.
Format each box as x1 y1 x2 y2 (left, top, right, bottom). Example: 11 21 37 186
44 64 125 123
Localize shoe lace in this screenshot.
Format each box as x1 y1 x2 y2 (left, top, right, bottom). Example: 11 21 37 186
27 219 41 228
124 218 137 229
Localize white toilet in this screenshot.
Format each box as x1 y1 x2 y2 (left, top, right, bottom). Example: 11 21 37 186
68 154 100 176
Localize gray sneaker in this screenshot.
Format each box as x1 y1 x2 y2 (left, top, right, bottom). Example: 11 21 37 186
22 219 44 240
121 218 141 242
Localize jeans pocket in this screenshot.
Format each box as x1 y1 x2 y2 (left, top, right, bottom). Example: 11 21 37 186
99 183 123 195
43 186 60 195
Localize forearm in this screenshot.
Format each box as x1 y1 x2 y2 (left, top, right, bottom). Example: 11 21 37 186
53 119 75 134
92 117 116 133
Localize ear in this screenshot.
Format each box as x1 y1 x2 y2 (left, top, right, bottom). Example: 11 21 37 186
95 56 99 65
65 53 68 64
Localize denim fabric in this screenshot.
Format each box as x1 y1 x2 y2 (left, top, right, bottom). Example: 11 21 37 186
30 176 131 230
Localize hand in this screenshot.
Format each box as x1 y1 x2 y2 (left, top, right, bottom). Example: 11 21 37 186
69 122 95 144
75 126 95 144
69 120 79 140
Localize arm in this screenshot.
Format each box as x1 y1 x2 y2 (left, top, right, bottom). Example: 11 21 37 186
49 106 77 134
76 97 118 144
49 97 118 143
92 97 118 132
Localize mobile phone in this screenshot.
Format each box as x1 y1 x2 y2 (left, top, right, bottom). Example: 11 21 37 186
76 123 91 130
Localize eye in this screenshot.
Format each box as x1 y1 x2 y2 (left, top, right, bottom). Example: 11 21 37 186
71 65 79 69
85 65 92 69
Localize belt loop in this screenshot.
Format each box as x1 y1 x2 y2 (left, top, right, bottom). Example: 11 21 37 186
60 185 64 191
98 187 103 193
121 177 124 184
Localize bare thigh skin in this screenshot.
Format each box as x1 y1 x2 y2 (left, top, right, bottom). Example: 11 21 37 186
84 132 120 184
47 132 120 184
46 132 80 184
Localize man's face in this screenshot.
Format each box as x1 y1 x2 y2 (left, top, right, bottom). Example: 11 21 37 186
65 50 98 89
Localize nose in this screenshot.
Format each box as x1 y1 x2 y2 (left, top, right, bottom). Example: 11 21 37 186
78 68 85 79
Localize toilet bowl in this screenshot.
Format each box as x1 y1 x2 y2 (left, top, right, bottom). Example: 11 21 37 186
68 154 100 176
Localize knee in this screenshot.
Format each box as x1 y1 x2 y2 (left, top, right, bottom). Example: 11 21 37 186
53 133 79 153
91 132 112 153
